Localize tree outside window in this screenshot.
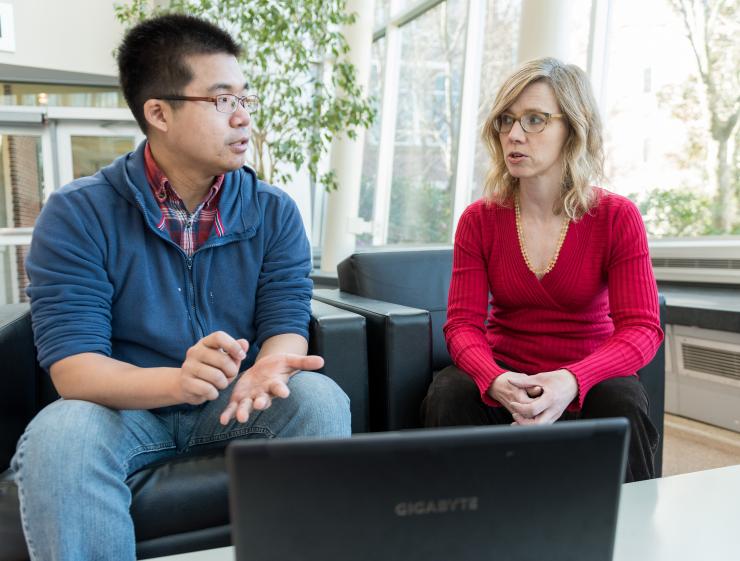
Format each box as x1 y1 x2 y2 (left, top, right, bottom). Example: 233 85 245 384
605 0 739 238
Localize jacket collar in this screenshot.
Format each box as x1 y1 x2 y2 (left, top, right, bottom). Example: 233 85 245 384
101 141 261 239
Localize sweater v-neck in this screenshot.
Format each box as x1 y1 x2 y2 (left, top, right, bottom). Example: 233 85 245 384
508 206 571 308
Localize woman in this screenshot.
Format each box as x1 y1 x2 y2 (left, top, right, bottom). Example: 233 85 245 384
421 58 662 482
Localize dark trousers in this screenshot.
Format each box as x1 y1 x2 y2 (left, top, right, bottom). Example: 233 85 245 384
420 365 659 482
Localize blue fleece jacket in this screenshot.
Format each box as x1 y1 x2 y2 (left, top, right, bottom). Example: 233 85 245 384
26 142 312 372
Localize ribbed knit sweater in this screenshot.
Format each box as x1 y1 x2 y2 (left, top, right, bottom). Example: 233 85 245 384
444 189 663 409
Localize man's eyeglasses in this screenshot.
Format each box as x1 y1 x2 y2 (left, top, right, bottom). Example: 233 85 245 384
493 111 564 134
157 94 260 114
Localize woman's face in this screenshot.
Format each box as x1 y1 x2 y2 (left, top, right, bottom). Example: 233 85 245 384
498 81 569 186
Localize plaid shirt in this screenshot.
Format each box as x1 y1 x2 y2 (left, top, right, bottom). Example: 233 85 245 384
144 143 225 257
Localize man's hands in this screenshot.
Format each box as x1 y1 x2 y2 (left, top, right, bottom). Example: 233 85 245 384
219 353 324 425
175 332 323 425
175 331 248 405
489 369 578 426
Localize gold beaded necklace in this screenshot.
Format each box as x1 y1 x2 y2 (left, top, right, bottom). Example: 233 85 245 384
514 195 570 278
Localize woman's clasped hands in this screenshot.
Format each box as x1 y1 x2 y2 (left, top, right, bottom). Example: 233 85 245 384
488 369 579 425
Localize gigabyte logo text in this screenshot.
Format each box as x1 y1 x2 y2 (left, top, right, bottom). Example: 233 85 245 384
394 497 479 517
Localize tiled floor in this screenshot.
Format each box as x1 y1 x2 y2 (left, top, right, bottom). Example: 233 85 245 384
662 413 740 476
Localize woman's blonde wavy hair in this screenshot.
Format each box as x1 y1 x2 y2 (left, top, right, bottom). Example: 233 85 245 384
481 57 604 220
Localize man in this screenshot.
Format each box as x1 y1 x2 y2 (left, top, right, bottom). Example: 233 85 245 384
11 14 350 560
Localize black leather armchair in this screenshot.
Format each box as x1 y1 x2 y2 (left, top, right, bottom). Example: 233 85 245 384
314 247 667 476
0 299 368 561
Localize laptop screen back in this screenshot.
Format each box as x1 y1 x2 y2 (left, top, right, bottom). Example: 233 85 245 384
227 419 628 561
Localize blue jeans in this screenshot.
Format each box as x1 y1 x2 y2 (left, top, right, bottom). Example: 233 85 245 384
11 371 350 561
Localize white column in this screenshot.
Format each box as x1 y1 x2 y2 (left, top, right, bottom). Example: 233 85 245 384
517 0 578 64
587 0 612 115
320 0 375 273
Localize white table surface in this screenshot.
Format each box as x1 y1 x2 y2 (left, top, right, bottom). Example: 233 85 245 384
154 464 740 561
612 463 740 561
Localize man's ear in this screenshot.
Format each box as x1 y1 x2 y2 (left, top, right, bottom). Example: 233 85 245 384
143 99 170 133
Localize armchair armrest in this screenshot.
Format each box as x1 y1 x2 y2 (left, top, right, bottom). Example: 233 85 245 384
636 295 666 477
313 289 432 431
309 299 369 433
0 304 39 472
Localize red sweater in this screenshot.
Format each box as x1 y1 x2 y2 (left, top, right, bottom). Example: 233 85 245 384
444 189 663 409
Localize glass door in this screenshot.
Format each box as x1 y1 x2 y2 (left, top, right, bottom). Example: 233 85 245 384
0 126 53 304
56 123 144 185
0 121 141 305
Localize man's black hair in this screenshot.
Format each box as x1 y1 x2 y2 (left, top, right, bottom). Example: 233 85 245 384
117 14 242 132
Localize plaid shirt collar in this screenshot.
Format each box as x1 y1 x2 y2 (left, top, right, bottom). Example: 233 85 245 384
143 143 224 210
143 143 226 256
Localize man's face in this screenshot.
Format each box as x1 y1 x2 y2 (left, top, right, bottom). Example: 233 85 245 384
165 52 251 176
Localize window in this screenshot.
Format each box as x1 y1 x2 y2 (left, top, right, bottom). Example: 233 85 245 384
472 0 521 201
362 0 489 247
387 0 466 244
0 133 45 304
0 82 126 108
70 136 136 179
359 0 737 252
602 1 739 238
357 38 386 248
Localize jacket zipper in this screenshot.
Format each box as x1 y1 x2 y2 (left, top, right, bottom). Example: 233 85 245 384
134 193 252 343
184 254 206 340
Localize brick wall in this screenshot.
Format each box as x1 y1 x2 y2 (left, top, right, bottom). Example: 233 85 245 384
8 136 43 303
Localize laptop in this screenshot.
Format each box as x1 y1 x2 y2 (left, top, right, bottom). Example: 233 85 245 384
226 418 629 561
